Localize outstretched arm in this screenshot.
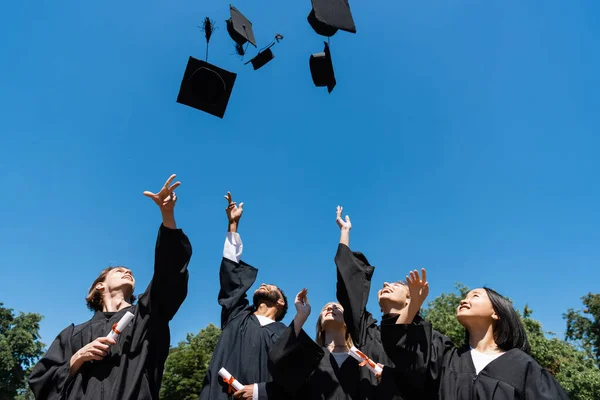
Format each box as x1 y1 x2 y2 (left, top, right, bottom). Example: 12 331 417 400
334 206 376 347
140 174 193 321
219 192 259 328
396 269 429 325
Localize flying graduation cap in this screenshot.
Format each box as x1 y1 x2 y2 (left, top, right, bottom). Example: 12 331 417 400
244 34 284 70
227 5 257 56
309 42 336 93
177 17 237 119
307 0 356 37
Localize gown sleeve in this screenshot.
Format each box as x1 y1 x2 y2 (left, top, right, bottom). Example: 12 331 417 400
381 318 455 396
217 256 259 329
335 243 376 347
139 224 193 321
524 363 570 399
268 321 325 396
28 325 76 400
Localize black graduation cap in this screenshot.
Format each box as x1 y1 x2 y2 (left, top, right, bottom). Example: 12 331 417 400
177 56 237 119
308 0 356 37
309 42 336 93
227 5 257 51
247 48 274 70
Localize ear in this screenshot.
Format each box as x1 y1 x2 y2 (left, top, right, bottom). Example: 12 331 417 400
96 282 105 292
277 298 285 307
491 312 499 321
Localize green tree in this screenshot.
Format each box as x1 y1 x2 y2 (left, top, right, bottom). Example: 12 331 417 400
564 293 600 364
421 285 600 400
0 303 44 400
160 323 221 400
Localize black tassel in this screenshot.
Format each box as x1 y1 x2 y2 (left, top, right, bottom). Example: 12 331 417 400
201 17 216 44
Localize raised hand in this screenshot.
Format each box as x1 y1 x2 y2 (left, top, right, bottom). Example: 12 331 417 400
293 288 311 336
143 174 180 213
406 268 429 309
224 192 244 223
336 206 351 230
294 288 311 320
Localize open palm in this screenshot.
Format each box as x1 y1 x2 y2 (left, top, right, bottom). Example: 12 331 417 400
143 174 180 211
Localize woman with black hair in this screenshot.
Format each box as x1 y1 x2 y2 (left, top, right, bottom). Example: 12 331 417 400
380 269 570 400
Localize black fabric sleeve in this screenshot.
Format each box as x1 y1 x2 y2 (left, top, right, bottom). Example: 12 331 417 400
335 243 376 347
28 325 76 400
139 224 193 321
268 321 325 396
217 257 258 329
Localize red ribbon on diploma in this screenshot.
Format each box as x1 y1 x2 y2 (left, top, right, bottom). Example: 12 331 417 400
355 349 377 369
223 376 236 393
112 323 121 335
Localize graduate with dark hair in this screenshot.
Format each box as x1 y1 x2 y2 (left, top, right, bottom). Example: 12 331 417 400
381 269 570 400
334 206 414 399
28 174 193 400
199 192 289 400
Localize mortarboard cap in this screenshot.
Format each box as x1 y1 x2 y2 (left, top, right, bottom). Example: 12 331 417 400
177 56 237 119
248 48 275 70
309 42 336 93
307 0 356 37
227 5 257 48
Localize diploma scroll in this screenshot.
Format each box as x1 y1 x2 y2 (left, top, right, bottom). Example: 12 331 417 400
218 367 244 393
348 346 383 375
106 311 135 341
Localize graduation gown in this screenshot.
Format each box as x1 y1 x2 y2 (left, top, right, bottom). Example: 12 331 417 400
198 257 287 400
380 319 571 400
28 224 193 400
269 323 387 400
335 243 410 400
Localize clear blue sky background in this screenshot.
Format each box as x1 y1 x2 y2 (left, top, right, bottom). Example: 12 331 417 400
1 0 599 352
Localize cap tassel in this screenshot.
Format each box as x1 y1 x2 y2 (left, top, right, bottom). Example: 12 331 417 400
199 17 217 61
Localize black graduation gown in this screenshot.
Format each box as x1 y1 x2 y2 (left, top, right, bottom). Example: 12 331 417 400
268 323 385 400
334 243 409 400
199 257 287 400
380 319 571 400
28 224 193 400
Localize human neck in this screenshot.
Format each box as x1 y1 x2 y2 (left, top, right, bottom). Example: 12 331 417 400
102 290 132 313
324 328 348 352
254 303 279 321
468 324 502 354
380 302 404 316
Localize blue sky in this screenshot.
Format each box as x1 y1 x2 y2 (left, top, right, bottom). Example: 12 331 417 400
1 0 599 353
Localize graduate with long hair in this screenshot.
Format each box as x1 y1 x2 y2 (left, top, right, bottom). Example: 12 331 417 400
381 269 570 399
269 293 388 399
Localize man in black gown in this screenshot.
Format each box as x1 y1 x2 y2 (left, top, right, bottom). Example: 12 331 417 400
198 192 289 400
334 206 416 399
28 174 193 400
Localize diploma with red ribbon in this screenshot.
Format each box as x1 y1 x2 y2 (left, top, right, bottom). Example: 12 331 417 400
218 367 244 393
348 346 383 375
106 311 135 341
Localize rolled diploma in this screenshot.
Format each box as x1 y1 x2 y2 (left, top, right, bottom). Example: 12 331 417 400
348 346 383 375
106 311 135 341
218 367 244 391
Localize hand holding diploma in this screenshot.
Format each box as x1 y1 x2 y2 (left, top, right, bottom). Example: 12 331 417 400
348 346 383 375
106 311 135 341
218 368 244 393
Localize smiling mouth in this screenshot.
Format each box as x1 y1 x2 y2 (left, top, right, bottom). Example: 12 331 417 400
123 276 133 281
458 306 469 311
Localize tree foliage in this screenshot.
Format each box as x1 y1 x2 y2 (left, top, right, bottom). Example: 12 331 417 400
0 303 45 400
160 323 221 400
421 284 600 400
564 293 600 364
